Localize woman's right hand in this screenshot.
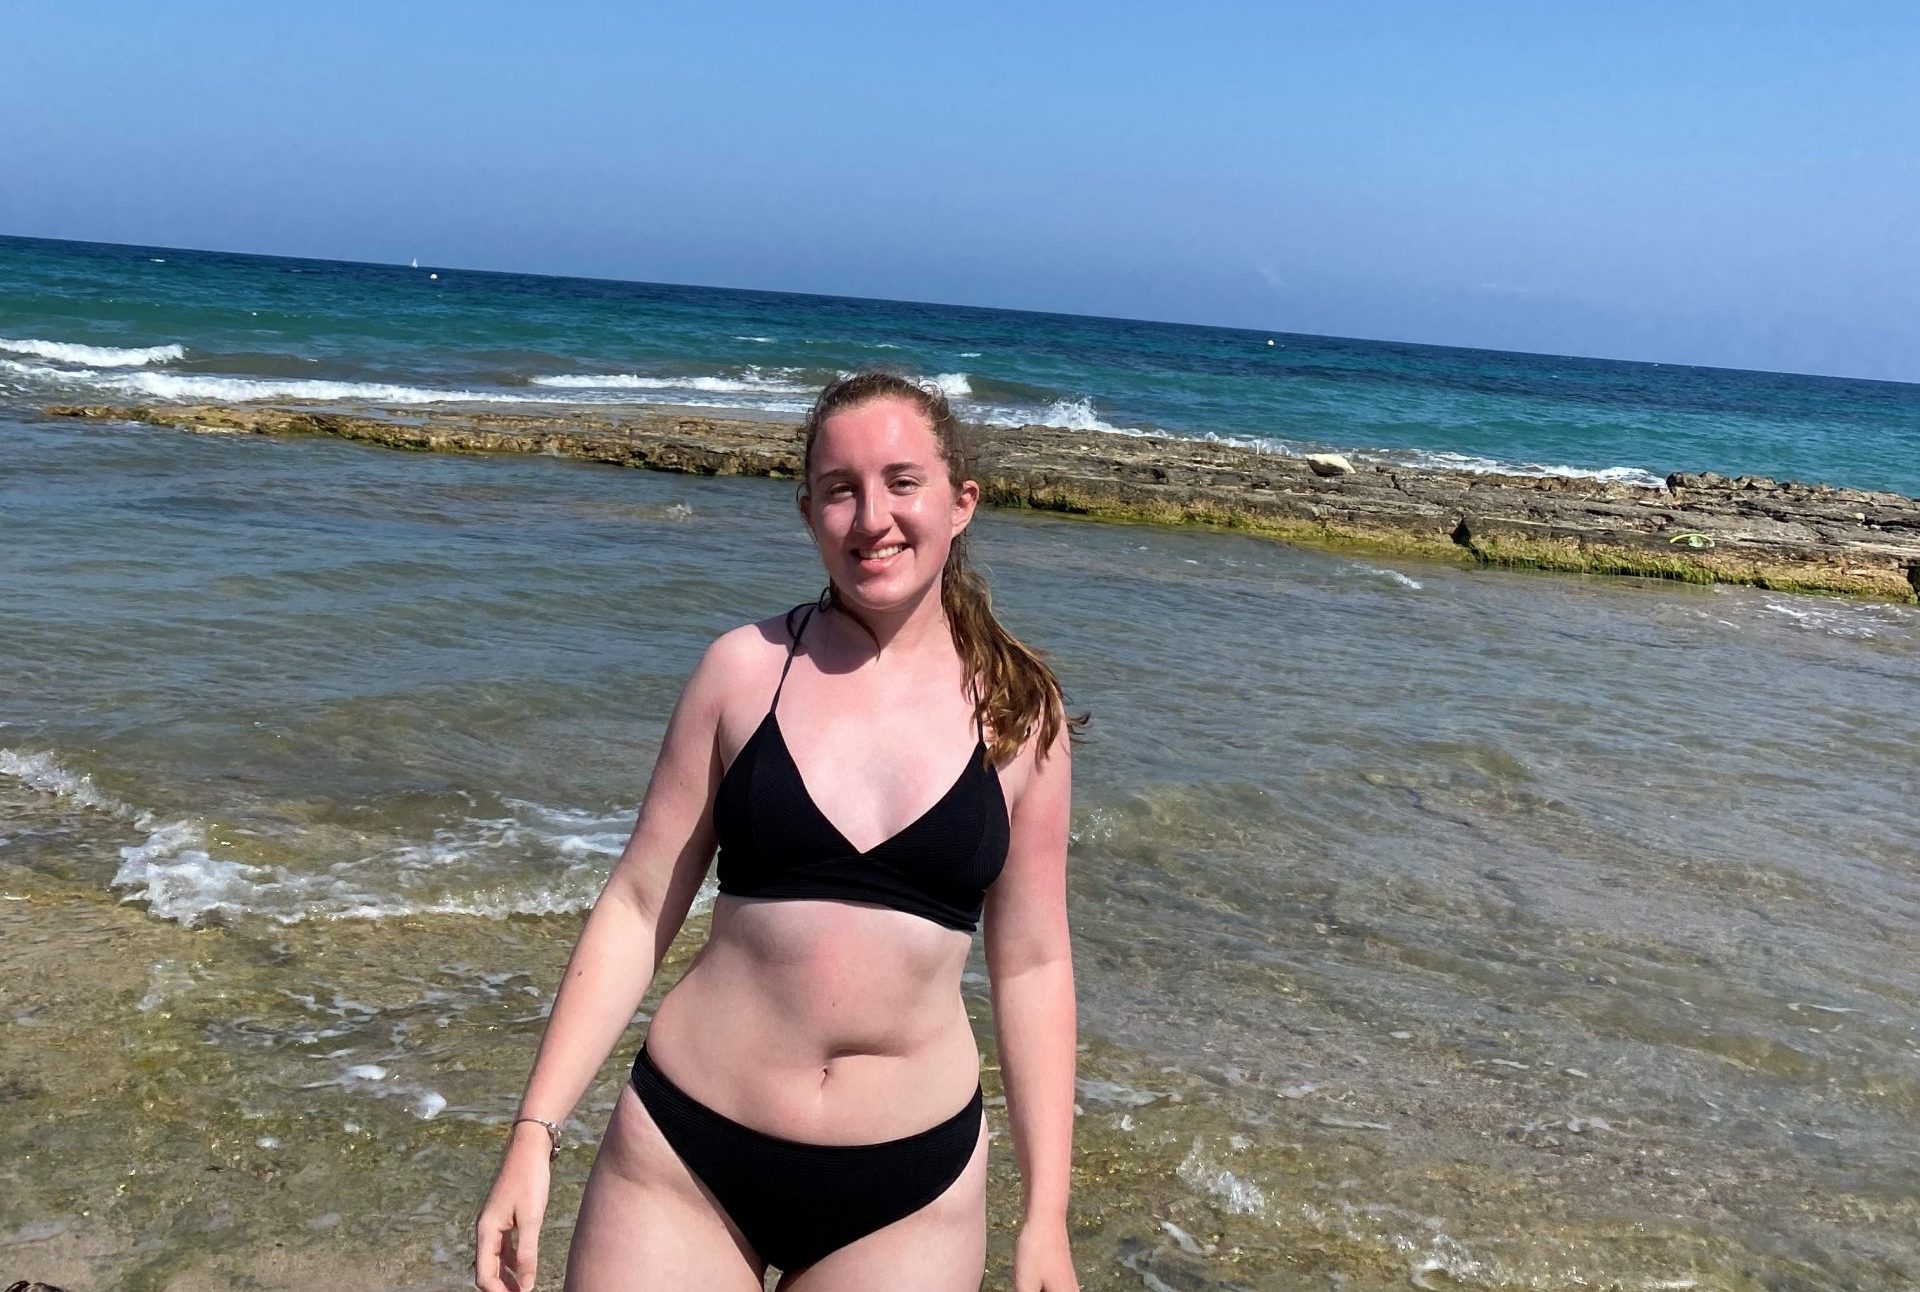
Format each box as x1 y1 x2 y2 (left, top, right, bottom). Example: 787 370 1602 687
474 1125 555 1292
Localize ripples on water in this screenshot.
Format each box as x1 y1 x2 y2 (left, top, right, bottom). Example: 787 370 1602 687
7 234 1920 495
1 411 1917 1290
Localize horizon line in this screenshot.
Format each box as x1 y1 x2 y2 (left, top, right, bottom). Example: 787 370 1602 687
2 229 1911 391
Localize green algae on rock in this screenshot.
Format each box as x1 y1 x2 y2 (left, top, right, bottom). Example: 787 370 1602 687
46 401 1920 602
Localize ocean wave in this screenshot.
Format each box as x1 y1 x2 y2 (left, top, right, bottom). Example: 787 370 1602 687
1361 566 1424 590
530 367 810 394
961 401 1666 487
3 356 821 414
114 819 283 925
110 799 637 925
0 748 126 813
976 396 1147 436
0 336 185 367
1 344 1679 494
620 393 816 415
1370 447 1667 490
1760 597 1914 640
0 746 658 926
731 335 776 343
0 747 262 924
0 359 538 405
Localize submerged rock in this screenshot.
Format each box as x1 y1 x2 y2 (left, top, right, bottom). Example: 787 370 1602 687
45 402 1920 603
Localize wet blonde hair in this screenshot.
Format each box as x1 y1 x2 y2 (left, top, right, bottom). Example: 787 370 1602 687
800 371 1086 765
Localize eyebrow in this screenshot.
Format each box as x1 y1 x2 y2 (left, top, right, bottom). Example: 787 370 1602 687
815 462 930 479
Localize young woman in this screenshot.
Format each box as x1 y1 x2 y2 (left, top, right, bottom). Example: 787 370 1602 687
474 372 1082 1292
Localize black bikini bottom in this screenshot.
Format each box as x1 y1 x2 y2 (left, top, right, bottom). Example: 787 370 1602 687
629 1044 984 1272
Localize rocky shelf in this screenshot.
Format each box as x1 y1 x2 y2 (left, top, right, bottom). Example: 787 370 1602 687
46 401 1920 603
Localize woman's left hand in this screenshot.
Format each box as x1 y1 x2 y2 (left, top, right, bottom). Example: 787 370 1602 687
1012 1219 1080 1292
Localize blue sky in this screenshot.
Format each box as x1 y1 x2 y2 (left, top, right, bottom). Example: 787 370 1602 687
4 1 1916 380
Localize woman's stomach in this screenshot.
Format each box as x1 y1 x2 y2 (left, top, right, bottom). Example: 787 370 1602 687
644 894 982 1143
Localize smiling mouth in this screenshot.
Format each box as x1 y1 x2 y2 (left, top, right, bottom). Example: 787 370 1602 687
856 544 907 560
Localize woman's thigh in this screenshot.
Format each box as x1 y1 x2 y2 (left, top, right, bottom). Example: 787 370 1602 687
774 1118 990 1292
564 1082 767 1292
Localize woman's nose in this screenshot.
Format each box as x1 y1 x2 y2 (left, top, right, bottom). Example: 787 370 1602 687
855 485 890 535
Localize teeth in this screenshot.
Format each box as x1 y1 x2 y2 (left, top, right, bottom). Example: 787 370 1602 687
860 544 906 559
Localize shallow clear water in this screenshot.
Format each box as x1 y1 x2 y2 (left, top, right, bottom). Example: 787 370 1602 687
3 404 1917 1290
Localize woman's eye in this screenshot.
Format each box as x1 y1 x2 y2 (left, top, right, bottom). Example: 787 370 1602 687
890 477 921 493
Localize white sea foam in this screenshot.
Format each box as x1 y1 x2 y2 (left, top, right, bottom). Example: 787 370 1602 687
0 336 185 367
1761 598 1912 639
113 819 289 925
1176 1136 1266 1215
593 392 815 416
309 1062 450 1122
977 396 1146 436
0 748 125 813
1363 566 1424 590
958 351 982 358
1124 429 1667 487
930 371 972 398
731 335 776 343
1374 447 1667 490
0 749 259 926
1034 398 1128 433
0 747 665 925
4 355 824 415
105 808 623 926
932 401 1671 489
530 367 809 394
0 359 536 405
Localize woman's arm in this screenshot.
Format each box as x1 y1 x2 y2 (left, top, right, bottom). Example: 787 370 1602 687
509 635 734 1131
475 633 738 1292
983 727 1079 1292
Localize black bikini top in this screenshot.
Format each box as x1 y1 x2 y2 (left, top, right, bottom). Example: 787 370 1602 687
713 605 1010 932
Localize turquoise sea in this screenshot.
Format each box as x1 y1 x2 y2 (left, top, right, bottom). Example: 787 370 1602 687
2 235 1918 1291
3 234 1918 496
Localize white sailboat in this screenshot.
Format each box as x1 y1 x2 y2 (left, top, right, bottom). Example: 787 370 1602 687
410 257 419 269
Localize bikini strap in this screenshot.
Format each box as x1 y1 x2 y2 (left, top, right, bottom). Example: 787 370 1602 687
769 603 816 714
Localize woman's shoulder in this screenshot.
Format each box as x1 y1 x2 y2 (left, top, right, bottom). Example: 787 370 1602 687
692 606 812 687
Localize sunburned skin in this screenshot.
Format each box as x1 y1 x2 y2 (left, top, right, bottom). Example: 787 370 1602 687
489 390 1077 1292
646 605 1031 1143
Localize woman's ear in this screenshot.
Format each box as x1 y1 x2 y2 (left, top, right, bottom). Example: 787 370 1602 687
952 478 981 535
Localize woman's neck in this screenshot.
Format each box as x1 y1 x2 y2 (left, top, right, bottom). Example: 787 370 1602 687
829 580 948 659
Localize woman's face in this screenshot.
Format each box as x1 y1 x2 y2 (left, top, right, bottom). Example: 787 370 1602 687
800 395 979 613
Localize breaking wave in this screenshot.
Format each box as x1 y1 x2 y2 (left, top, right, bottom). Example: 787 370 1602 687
530 367 810 394
0 359 535 405
1369 447 1667 489
977 395 1147 436
0 747 669 926
0 336 185 367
